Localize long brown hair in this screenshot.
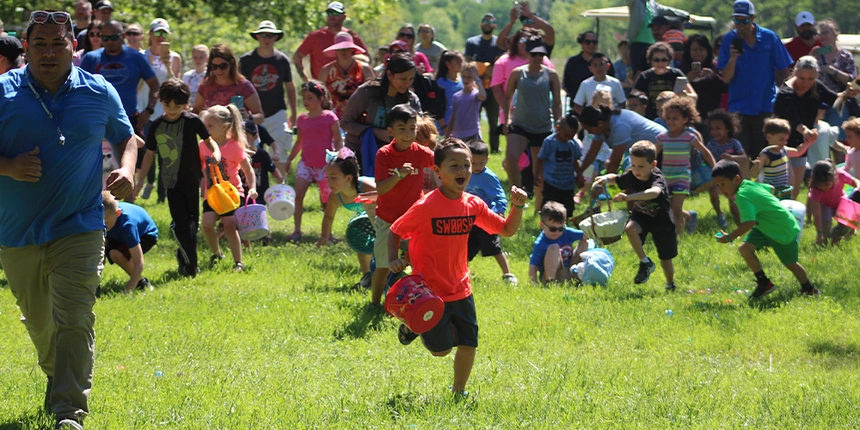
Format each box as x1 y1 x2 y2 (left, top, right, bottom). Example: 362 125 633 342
204 43 245 86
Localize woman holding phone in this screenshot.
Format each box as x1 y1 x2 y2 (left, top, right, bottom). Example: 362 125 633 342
193 43 264 125
680 34 727 140
632 42 696 120
813 19 857 141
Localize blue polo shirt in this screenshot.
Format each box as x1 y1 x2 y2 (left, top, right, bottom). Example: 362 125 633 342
80 46 155 117
0 66 134 247
716 25 793 115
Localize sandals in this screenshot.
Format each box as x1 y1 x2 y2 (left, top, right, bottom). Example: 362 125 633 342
398 323 418 346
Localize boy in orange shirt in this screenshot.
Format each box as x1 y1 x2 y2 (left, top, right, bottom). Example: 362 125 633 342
371 104 435 306
389 138 528 397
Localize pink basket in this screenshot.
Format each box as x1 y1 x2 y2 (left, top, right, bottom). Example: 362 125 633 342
235 197 269 241
835 197 860 230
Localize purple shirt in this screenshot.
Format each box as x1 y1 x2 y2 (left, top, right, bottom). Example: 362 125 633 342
450 88 482 139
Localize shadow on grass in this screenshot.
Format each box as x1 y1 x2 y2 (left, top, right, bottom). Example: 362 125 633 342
332 302 388 340
386 391 476 420
0 410 53 430
808 339 860 359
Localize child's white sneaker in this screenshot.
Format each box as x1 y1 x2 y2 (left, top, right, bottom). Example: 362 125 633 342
502 273 518 285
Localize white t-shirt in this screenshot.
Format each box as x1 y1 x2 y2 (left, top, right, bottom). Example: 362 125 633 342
136 48 182 117
807 120 840 167
572 75 627 108
182 69 206 106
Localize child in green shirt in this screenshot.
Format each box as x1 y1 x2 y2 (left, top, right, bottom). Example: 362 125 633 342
711 160 817 299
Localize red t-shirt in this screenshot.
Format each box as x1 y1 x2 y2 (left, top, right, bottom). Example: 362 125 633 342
391 190 507 302
374 141 434 223
784 36 820 63
197 79 257 110
297 27 368 79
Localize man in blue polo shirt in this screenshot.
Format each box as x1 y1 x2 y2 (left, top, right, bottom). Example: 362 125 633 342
717 0 793 159
80 19 159 132
0 10 139 430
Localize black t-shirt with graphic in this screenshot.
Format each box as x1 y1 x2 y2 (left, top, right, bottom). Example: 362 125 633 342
633 67 685 120
615 168 671 217
239 49 293 117
145 111 210 189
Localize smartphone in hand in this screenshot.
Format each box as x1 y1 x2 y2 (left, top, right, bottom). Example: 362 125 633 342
731 39 744 54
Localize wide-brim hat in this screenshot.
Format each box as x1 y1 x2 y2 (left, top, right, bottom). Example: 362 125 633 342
250 20 284 41
323 31 366 57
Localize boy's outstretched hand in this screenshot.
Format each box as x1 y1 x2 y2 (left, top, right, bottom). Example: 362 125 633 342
510 186 527 208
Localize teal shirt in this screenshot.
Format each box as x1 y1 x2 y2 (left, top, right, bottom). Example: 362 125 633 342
735 180 799 245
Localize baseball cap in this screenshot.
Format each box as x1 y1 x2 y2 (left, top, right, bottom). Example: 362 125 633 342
795 11 814 27
732 0 755 17
243 119 258 135
96 0 114 10
149 18 170 34
0 36 23 62
648 16 670 28
525 39 547 55
326 1 345 14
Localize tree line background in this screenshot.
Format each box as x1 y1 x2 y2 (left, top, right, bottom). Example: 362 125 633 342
3 0 859 70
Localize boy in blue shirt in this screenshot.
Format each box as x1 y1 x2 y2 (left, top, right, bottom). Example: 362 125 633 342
465 139 517 284
529 201 589 284
536 113 584 219
103 191 159 294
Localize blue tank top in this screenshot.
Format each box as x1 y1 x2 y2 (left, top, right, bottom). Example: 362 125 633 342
337 176 370 212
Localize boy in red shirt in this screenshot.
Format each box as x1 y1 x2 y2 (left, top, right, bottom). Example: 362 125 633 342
389 138 528 396
371 104 435 306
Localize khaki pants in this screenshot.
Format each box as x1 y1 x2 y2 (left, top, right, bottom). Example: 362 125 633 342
0 230 104 420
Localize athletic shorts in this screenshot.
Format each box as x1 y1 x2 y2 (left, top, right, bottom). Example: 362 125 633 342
105 234 157 264
509 125 551 148
744 228 799 265
631 211 678 261
467 226 502 260
420 294 479 352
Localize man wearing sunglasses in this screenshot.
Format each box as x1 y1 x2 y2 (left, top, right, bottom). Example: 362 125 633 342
716 0 793 158
293 1 368 82
80 20 159 133
0 10 140 430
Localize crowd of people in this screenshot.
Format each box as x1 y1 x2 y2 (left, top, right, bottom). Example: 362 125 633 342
1 0 860 428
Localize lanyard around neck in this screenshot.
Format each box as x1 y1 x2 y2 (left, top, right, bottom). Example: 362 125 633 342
27 80 66 146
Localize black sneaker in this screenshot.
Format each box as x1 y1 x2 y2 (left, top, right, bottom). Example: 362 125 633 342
176 249 188 276
634 260 656 284
749 281 777 299
665 283 677 292
136 278 153 291
800 284 820 296
398 323 418 345
209 253 224 268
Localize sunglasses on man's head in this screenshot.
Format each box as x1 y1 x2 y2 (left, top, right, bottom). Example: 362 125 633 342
732 17 751 25
210 62 230 70
398 32 415 39
101 34 122 42
544 225 566 233
29 11 70 25
152 30 169 37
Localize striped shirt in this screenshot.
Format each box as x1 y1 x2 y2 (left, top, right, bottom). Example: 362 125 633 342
760 147 789 187
657 130 697 188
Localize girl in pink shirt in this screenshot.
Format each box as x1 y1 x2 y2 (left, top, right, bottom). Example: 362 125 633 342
285 80 343 242
200 104 257 272
808 160 860 245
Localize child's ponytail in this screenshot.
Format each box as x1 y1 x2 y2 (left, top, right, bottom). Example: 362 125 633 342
809 160 837 190
225 104 248 149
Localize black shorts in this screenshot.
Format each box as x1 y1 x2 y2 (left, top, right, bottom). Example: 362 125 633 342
105 234 157 264
202 198 245 217
631 211 677 261
541 183 575 220
509 125 551 148
467 226 502 260
420 295 478 352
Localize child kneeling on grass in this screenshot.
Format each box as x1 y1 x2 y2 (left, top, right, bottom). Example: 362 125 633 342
529 201 589 284
712 160 818 299
103 191 159 294
388 138 528 396
593 140 678 291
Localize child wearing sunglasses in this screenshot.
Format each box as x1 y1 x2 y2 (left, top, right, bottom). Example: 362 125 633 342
529 201 589 284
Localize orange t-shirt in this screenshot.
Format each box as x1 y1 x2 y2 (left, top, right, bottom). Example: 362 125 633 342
390 189 506 302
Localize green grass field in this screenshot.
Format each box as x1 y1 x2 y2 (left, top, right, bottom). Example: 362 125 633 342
2 135 860 428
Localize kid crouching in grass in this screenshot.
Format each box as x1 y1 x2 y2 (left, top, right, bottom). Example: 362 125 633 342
388 138 528 397
593 141 678 291
712 160 818 299
103 191 159 293
529 201 589 284
808 160 860 245
465 139 517 284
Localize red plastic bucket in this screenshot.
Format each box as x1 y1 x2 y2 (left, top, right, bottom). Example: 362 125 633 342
835 197 860 230
385 274 444 334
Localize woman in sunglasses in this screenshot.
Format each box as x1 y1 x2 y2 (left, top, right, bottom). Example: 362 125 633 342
72 19 101 66
394 24 433 74
193 43 264 125
632 42 696 120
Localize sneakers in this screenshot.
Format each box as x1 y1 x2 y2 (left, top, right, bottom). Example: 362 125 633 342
398 323 418 345
502 273 518 285
800 284 820 296
233 262 245 273
56 418 83 429
665 282 677 292
749 281 777 299
140 183 154 200
634 260 656 284
686 210 698 234
717 214 728 229
137 278 153 291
